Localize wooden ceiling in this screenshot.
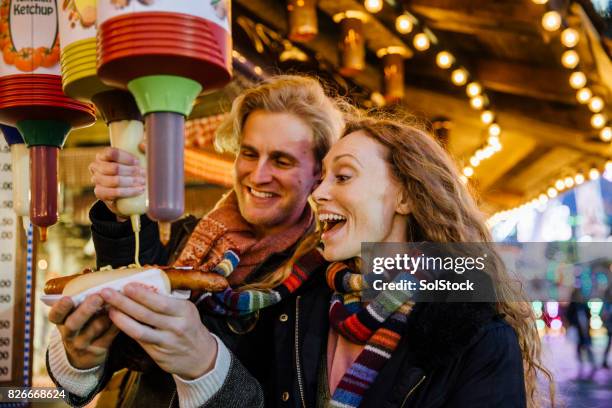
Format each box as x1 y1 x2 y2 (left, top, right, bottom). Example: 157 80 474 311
64 0 611 216
224 0 612 215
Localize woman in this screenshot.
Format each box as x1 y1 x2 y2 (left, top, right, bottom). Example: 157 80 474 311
308 115 555 407
166 114 555 407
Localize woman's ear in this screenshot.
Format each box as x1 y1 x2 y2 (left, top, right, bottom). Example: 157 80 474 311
396 189 411 215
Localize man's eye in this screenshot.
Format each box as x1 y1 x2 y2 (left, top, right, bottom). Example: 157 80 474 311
241 150 257 159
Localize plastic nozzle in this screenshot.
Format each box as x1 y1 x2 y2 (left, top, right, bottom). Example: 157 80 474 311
40 226 48 242
158 222 171 246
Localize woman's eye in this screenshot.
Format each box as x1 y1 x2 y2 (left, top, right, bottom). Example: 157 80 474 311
335 174 350 183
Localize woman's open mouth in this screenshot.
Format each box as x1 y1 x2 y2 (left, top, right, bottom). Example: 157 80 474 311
319 212 347 239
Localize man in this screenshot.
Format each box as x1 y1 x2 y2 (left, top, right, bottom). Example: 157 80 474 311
46 75 344 407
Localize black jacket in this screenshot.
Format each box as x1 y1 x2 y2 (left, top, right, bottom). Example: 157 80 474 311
50 201 526 407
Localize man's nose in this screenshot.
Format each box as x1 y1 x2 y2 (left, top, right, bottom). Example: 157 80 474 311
249 160 273 184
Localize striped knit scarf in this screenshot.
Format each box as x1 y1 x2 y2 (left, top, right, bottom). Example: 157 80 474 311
196 248 325 316
326 261 426 408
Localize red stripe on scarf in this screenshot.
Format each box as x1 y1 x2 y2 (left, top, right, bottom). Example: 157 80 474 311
341 315 372 342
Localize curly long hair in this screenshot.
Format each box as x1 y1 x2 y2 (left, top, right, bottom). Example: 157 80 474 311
336 114 556 408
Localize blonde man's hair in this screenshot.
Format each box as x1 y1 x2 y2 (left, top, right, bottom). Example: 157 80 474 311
215 75 345 170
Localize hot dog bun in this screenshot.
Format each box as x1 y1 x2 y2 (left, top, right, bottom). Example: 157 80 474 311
62 267 171 297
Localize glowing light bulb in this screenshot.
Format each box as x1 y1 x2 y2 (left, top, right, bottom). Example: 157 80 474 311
561 50 579 69
564 176 574 188
463 166 474 177
532 0 548 4
436 51 454 69
574 173 585 184
547 187 558 198
451 68 468 86
600 127 612 142
364 0 383 13
483 146 495 158
539 194 548 205
470 156 480 167
475 149 485 161
555 179 565 191
569 71 587 89
576 87 592 104
606 160 612 172
488 123 501 137
413 33 430 51
542 11 561 32
466 82 482 97
591 113 606 129
395 14 413 34
561 28 579 47
588 96 604 113
589 168 600 179
480 110 494 125
470 95 485 110
488 135 500 146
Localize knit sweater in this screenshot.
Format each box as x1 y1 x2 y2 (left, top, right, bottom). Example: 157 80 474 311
47 327 232 408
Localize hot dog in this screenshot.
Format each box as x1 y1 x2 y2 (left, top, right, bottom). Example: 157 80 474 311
44 266 228 295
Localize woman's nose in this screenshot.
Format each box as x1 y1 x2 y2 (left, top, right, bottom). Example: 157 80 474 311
312 178 331 203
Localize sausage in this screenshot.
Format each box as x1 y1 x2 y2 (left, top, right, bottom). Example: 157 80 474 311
44 275 80 295
165 269 228 292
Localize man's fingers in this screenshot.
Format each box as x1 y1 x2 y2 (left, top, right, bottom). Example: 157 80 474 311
97 147 140 166
108 307 162 345
90 160 144 177
63 295 104 337
92 173 145 189
100 288 174 330
91 325 121 350
94 185 146 201
48 297 74 324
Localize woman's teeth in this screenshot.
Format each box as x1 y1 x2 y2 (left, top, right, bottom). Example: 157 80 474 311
250 188 274 198
318 213 346 222
319 213 347 234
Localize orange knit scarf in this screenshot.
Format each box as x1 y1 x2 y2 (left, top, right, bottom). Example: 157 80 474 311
173 191 313 285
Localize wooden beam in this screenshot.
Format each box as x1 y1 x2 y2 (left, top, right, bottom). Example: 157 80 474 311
501 147 584 193
404 58 578 104
400 85 605 156
406 0 544 36
475 59 576 104
473 131 539 190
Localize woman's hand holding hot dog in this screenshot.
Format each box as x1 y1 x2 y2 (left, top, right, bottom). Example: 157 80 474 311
48 295 120 369
100 283 218 380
